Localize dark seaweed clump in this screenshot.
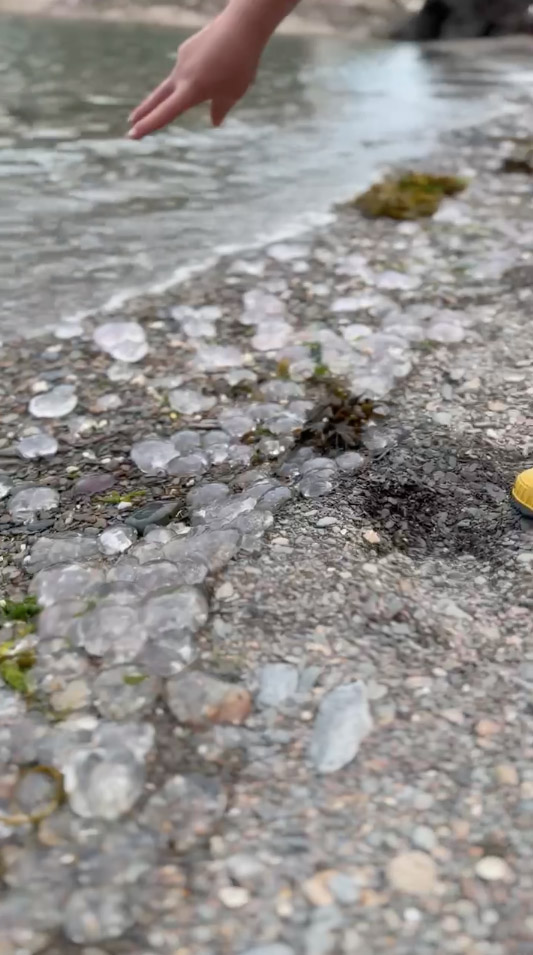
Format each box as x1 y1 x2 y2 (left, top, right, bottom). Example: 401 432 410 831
297 380 375 453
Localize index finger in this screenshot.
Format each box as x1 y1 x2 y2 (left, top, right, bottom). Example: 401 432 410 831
128 81 202 139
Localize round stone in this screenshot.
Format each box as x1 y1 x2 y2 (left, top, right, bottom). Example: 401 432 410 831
63 747 146 821
93 322 148 363
98 525 137 556
475 856 513 882
29 385 77 419
75 599 147 663
17 433 58 460
93 666 159 720
130 440 176 475
387 852 437 895
9 487 60 524
30 563 104 608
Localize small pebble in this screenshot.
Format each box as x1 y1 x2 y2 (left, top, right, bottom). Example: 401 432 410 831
218 886 250 909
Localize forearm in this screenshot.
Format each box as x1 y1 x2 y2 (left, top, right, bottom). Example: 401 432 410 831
223 0 301 45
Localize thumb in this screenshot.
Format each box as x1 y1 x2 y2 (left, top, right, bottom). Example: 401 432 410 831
210 97 236 127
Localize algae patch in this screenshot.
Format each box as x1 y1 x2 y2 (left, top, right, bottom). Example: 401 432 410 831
1 595 40 625
0 639 36 695
352 172 467 220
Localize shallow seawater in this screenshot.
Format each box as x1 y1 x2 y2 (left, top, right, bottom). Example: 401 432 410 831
1 16 533 337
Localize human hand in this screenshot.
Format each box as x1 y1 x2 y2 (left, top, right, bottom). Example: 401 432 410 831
128 11 264 139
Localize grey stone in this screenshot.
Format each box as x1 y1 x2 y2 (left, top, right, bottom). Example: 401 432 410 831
93 321 148 363
98 525 137 555
17 433 58 460
258 663 299 708
29 385 77 418
9 486 60 524
309 682 373 774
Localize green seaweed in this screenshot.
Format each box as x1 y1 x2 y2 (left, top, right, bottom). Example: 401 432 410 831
352 172 468 221
123 673 147 686
0 640 36 696
313 364 330 379
1 596 40 624
98 489 147 505
276 358 291 379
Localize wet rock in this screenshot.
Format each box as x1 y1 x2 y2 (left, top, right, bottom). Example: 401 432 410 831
8 486 60 524
0 471 13 499
168 388 216 414
62 725 151 820
299 474 334 499
93 392 123 412
142 558 204 594
30 564 105 608
427 312 466 344
98 525 137 556
75 596 147 663
257 663 299 708
73 473 115 498
336 451 365 473
171 429 202 454
167 453 208 478
27 534 100 573
130 439 176 474
93 666 160 720
141 774 227 851
195 344 244 371
142 586 208 639
16 433 58 460
187 483 231 511
169 528 240 573
29 385 77 419
93 322 148 363
137 586 207 675
193 494 256 530
309 682 373 774
167 671 252 728
126 500 181 532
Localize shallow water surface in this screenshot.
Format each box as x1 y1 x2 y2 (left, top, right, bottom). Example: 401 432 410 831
1 17 533 337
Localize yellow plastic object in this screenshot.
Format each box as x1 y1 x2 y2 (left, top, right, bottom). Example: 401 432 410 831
511 468 533 518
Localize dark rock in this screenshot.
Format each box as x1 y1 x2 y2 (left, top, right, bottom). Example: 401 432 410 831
125 500 181 533
73 473 115 497
394 0 531 40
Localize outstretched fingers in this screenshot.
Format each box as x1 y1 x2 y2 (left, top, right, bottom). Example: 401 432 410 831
128 80 201 139
129 77 175 125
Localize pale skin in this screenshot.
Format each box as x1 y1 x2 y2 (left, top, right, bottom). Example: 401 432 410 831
128 0 301 139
